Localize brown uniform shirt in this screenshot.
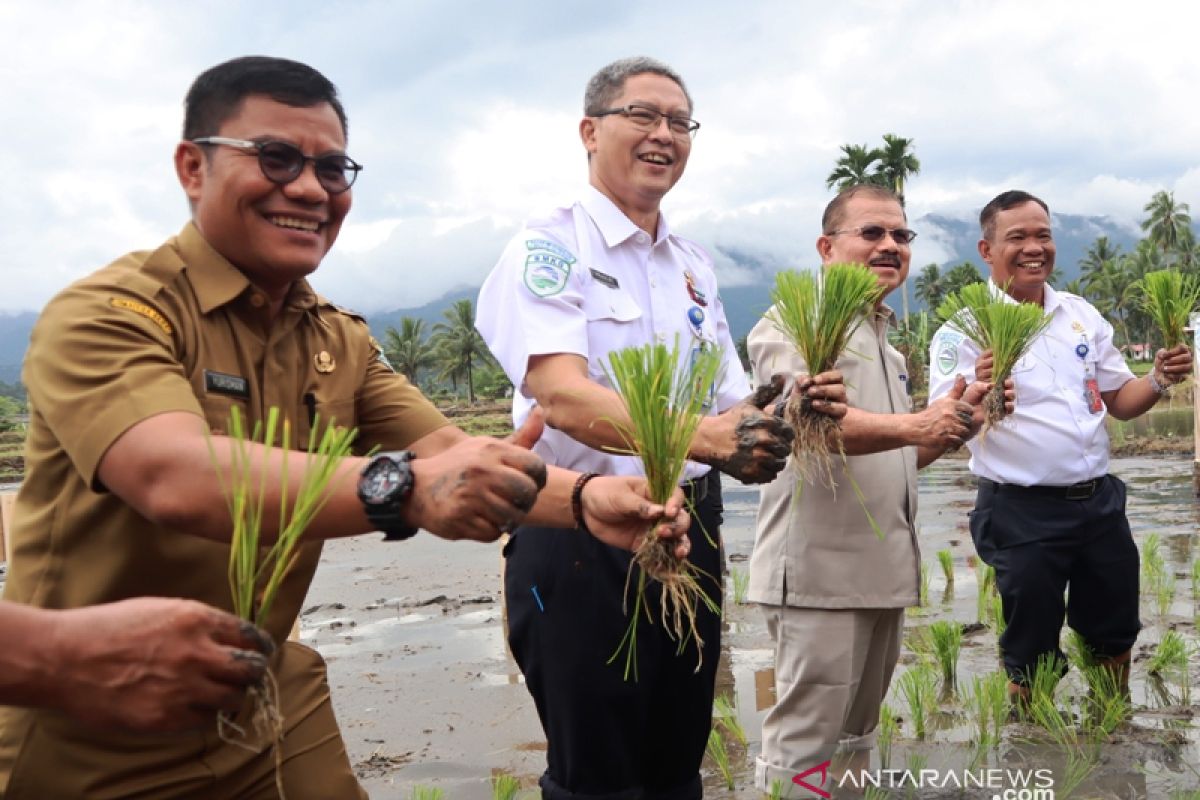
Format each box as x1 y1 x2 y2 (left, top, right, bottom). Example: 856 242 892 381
0 223 446 795
746 306 920 609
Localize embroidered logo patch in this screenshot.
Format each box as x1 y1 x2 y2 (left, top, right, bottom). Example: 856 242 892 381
110 297 172 335
523 247 574 297
937 343 959 375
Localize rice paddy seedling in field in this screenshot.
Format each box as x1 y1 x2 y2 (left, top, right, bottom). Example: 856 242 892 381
896 663 938 740
936 281 1053 429
1080 663 1130 738
490 773 521 800
1059 744 1100 800
936 549 954 588
1147 630 1190 677
705 728 735 790
767 779 785 800
976 563 996 625
1064 630 1095 672
965 671 1009 748
903 754 927 800
1139 269 1200 349
209 406 358 798
410 787 444 800
928 620 962 691
919 561 932 607
712 693 747 748
877 703 899 769
1027 652 1067 713
864 786 891 800
988 592 1006 638
767 263 884 486
1191 558 1200 600
1142 533 1164 592
604 341 724 680
730 567 749 606
1155 570 1177 618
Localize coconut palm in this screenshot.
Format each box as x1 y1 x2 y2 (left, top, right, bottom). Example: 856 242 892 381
1141 191 1192 260
430 299 496 404
942 262 984 297
913 263 945 310
382 316 435 388
874 133 921 207
824 143 882 192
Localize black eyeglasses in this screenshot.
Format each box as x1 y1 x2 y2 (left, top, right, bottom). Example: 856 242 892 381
592 103 700 139
829 225 918 245
191 136 362 194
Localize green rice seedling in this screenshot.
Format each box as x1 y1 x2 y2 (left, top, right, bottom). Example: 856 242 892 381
767 263 885 485
964 671 1009 748
490 773 521 800
1191 558 1200 600
1064 629 1095 673
976 563 996 625
1027 652 1067 713
1142 533 1165 593
730 567 750 605
409 787 444 800
604 341 724 680
1080 663 1130 738
896 663 938 740
877 703 899 769
928 621 963 691
1155 570 1177 618
936 281 1054 428
1058 743 1100 800
705 728 735 790
903 754 927 800
767 779 785 800
210 406 358 797
1147 630 1190 677
712 693 747 748
918 561 931 607
1139 269 1200 349
864 786 891 800
988 592 1007 638
936 549 954 588
904 626 935 666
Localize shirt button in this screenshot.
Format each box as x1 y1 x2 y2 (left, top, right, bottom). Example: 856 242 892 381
650 278 657 288
250 293 266 308
637 232 650 244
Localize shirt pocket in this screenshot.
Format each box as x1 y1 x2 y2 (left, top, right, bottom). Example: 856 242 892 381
583 288 643 374
295 390 357 446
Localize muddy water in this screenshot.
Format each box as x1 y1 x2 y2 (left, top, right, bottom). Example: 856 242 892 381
5 455 1186 798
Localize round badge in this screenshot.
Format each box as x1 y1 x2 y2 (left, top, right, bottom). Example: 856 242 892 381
687 306 705 327
1075 343 1089 359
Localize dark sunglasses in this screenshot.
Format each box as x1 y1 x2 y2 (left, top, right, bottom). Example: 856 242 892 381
829 225 918 245
191 136 362 194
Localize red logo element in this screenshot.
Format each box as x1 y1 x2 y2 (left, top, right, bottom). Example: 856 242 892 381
792 760 832 798
684 270 708 306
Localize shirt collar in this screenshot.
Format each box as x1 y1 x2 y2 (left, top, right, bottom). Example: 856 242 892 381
580 184 673 247
176 222 321 316
986 278 1061 313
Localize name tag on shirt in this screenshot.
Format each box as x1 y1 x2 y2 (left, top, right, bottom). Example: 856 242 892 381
205 369 250 399
589 268 619 289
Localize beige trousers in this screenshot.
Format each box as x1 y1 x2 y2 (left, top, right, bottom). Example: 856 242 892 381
754 605 903 796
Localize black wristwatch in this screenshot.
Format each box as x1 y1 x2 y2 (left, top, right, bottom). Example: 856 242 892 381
357 451 419 541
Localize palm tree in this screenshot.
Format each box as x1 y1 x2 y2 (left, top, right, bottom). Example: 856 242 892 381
873 133 921 207
1141 190 1192 260
430 299 495 404
942 262 984 297
824 143 882 192
913 263 945 310
382 316 435 388
1078 236 1122 288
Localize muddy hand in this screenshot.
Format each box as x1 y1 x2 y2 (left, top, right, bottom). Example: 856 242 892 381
700 380 794 485
407 434 547 543
796 369 847 420
46 597 272 732
1154 344 1192 386
579 476 691 557
916 375 973 450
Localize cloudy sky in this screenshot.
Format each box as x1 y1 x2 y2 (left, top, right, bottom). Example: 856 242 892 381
1 0 1196 314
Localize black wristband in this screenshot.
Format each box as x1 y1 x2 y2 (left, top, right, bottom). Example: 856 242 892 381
571 472 600 532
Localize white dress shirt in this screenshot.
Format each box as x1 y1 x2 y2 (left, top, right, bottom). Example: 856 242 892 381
476 185 750 480
928 281 1134 486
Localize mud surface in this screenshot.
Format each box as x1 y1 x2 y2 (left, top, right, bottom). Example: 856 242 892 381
299 454 1200 799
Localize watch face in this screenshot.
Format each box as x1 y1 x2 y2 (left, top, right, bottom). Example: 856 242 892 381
363 458 401 503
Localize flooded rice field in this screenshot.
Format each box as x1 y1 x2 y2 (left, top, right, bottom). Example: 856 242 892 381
291 453 1200 799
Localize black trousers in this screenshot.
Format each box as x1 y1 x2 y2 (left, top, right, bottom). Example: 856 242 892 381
969 474 1141 683
504 471 724 800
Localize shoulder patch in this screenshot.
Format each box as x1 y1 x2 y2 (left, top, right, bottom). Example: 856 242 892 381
935 338 961 375
110 297 173 335
369 335 395 371
524 253 571 297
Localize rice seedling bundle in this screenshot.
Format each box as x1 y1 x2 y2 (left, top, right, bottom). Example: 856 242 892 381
1139 269 1200 349
767 263 884 483
712 693 747 747
705 728 735 790
209 406 358 799
929 620 963 690
490 773 522 800
604 341 724 680
1147 630 1190 676
896 663 938 740
937 549 954 586
936 281 1053 428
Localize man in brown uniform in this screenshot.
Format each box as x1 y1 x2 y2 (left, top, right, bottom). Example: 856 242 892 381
0 56 688 799
747 184 989 793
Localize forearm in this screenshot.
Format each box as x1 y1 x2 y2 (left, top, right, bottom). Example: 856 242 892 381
0 603 59 709
837 407 919 456
1104 375 1164 421
524 465 582 528
536 377 637 455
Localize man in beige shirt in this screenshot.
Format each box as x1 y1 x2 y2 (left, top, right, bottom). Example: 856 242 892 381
747 184 988 793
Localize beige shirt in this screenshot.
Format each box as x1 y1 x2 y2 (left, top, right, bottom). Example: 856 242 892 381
1 223 447 791
746 306 920 609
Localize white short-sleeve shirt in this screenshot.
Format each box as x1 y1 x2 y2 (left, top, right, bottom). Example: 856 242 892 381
476 185 750 479
927 281 1134 486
